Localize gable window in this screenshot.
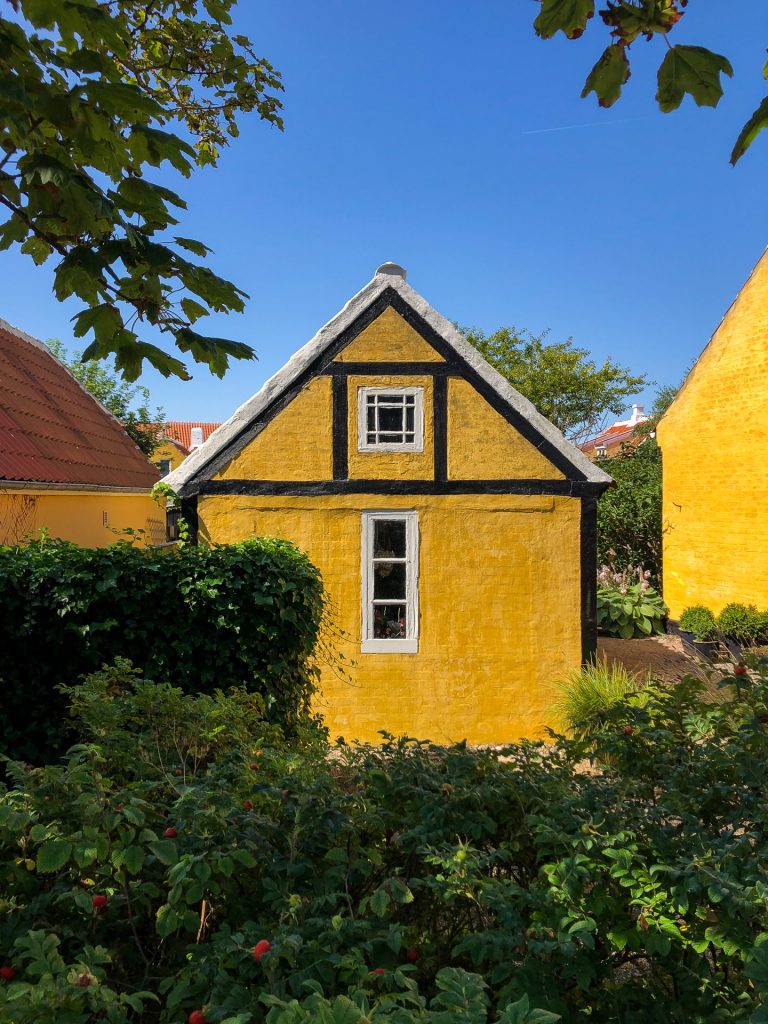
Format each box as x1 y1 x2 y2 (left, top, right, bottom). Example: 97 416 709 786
361 511 419 653
358 387 424 452
156 458 172 477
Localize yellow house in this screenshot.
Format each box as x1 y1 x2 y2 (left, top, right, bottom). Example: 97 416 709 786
0 318 162 547
153 422 222 477
165 264 612 743
658 250 768 618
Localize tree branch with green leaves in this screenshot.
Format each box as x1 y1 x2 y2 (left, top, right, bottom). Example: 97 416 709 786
461 324 650 443
0 0 283 380
533 0 766 164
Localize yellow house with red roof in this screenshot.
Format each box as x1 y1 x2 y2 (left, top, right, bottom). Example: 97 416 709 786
153 422 221 477
0 319 162 546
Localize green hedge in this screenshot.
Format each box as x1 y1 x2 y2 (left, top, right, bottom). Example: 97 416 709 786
0 538 324 765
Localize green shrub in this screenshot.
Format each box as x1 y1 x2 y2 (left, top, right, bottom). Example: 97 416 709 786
5 660 768 1022
596 565 667 639
596 438 662 588
679 605 718 642
717 602 768 646
555 659 646 739
0 537 324 765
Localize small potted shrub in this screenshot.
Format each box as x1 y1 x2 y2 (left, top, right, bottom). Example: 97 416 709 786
717 603 768 657
679 605 719 661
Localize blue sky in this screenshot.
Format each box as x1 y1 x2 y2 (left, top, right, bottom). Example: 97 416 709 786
2 2 767 423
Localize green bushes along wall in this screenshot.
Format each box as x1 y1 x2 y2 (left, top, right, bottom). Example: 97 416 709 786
0 538 324 765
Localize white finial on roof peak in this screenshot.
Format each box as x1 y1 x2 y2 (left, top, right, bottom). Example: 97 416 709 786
375 262 407 280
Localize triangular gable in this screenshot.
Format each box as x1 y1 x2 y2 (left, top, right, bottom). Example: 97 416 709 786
166 266 611 494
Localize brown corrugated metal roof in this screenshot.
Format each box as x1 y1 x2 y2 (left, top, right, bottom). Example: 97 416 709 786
0 319 159 488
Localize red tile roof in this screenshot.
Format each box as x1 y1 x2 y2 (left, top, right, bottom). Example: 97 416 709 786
0 320 159 488
161 421 221 454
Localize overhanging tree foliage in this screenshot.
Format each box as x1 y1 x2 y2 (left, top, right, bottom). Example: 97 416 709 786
532 1 765 164
47 339 165 457
462 324 649 441
0 0 283 381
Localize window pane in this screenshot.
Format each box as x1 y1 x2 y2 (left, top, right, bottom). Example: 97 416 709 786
374 519 406 558
367 406 376 430
367 432 377 444
379 405 404 432
373 560 406 600
373 604 407 639
405 407 414 431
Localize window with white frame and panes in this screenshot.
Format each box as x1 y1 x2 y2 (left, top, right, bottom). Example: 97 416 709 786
357 387 424 451
361 511 419 653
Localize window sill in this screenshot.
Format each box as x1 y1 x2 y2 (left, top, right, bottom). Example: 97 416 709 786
361 638 419 654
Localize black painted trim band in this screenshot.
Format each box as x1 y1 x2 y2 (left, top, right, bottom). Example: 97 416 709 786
580 494 598 666
325 361 455 376
332 376 348 479
180 495 199 545
199 479 608 498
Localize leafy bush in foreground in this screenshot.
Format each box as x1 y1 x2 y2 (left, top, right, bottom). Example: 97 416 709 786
0 537 324 765
3 660 768 1022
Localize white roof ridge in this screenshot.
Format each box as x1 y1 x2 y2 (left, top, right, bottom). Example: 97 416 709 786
165 270 611 492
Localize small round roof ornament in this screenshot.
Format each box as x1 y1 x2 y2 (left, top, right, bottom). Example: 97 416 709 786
375 262 407 280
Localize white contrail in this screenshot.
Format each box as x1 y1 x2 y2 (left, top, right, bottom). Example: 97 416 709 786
522 116 651 135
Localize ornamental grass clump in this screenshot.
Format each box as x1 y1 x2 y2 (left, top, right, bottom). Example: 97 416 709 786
555 658 647 739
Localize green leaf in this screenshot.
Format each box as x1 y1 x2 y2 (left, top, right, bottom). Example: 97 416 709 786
20 236 53 266
656 45 733 113
148 840 178 866
36 840 73 873
582 44 630 108
534 0 594 40
175 236 212 257
731 95 768 164
122 845 146 875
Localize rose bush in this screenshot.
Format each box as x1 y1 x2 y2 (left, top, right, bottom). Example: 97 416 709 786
3 659 768 1022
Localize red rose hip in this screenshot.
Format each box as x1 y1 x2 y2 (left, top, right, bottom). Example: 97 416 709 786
253 939 271 961
735 664 747 676
0 967 16 982
188 1012 207 1024
243 800 253 811
372 967 385 976
164 827 178 838
405 948 418 962
623 725 633 736
92 894 107 911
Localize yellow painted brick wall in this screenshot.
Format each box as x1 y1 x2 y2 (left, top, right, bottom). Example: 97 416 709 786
199 493 581 744
334 307 444 362
216 377 333 481
448 378 565 480
153 438 187 474
0 491 163 546
658 251 768 617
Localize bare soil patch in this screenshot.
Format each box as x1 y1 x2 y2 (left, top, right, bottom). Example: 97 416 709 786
597 634 709 684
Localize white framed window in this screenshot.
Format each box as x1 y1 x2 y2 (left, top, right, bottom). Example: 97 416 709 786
361 511 419 654
358 387 424 452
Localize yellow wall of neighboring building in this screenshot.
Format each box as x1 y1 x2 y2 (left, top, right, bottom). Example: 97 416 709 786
0 490 163 547
198 492 581 745
153 439 187 474
447 378 565 480
334 307 445 362
658 251 768 618
217 377 333 481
